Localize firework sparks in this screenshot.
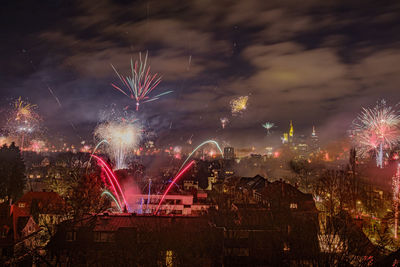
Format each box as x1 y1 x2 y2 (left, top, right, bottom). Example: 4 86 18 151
111 52 172 111
94 120 141 170
220 117 229 129
14 97 38 122
230 96 249 116
29 140 46 153
262 122 275 134
351 100 400 168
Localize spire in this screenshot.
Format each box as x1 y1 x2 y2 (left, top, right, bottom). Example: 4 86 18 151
289 120 294 137
312 125 316 137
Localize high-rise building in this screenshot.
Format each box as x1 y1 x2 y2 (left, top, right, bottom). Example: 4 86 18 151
281 133 289 144
224 147 235 160
289 120 294 143
289 120 294 138
310 126 320 152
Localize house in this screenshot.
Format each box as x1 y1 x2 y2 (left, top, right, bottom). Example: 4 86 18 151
12 192 67 242
47 213 222 266
217 175 320 265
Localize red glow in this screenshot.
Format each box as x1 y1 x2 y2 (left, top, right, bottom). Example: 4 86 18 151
92 155 129 211
274 151 280 158
154 160 195 214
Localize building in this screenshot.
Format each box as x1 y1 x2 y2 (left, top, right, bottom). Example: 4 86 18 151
218 175 320 264
309 125 320 152
12 192 67 245
47 214 223 266
126 194 210 216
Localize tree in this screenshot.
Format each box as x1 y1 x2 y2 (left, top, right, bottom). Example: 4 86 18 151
67 172 108 219
0 142 26 202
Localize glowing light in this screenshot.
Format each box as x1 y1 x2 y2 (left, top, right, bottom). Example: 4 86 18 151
147 179 152 211
230 96 248 116
95 121 141 170
155 160 195 214
111 52 172 111
178 140 223 172
281 133 288 144
101 190 122 212
351 100 400 168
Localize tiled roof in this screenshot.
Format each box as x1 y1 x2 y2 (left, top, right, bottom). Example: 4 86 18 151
16 191 64 205
15 191 65 214
65 214 210 232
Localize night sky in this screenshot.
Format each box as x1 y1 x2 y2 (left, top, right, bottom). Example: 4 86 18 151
1 0 400 148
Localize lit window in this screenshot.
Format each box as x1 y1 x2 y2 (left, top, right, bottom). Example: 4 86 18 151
290 203 298 209
284 242 290 251
165 250 174 267
18 202 26 208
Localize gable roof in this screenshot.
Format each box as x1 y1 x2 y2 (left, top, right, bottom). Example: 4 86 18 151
238 175 269 191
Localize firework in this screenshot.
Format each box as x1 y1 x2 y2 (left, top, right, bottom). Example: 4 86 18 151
93 155 129 211
94 120 141 170
230 96 249 116
29 139 46 153
7 97 40 150
220 117 229 129
111 52 172 111
178 140 223 173
262 122 275 134
155 160 196 215
13 97 38 122
101 190 122 212
351 100 400 168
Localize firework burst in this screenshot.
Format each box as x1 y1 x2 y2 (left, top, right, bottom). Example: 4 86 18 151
111 52 172 111
220 117 229 129
14 97 38 122
262 122 275 134
230 96 249 116
95 120 142 170
29 139 46 153
6 97 41 149
351 100 400 168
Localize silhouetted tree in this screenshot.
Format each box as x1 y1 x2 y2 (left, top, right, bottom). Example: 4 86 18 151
0 142 26 202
